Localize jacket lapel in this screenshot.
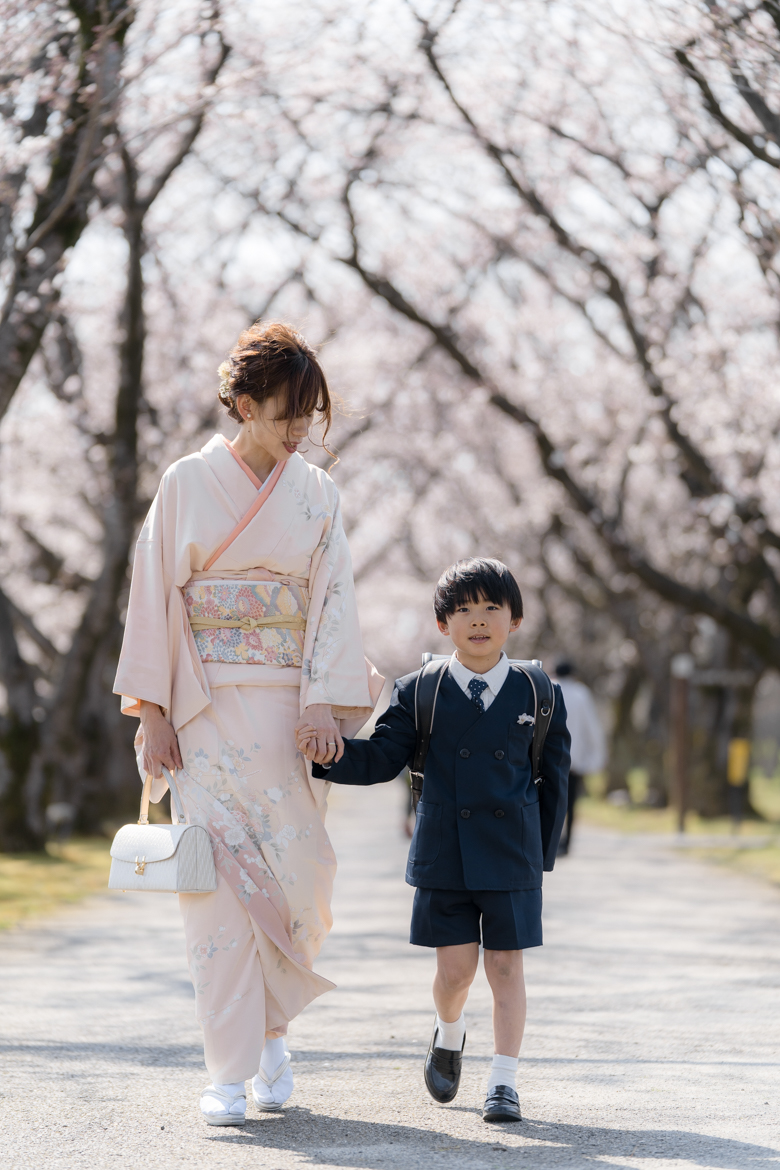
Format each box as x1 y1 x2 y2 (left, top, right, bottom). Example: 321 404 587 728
439 670 484 736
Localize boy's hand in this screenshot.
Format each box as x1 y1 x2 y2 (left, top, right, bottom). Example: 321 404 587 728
294 705 344 764
295 725 317 755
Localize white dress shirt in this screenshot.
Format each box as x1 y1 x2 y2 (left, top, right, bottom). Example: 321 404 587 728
448 651 510 711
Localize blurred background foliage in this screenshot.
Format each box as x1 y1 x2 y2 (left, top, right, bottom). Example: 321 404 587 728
2 0 780 849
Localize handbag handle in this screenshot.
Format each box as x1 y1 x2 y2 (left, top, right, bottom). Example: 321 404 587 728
137 766 188 826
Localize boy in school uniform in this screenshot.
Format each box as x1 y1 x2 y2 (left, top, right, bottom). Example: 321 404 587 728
296 558 571 1122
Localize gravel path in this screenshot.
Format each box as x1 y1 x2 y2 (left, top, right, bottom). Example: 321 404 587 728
1 781 780 1169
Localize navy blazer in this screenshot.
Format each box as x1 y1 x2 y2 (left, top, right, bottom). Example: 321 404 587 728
314 665 571 892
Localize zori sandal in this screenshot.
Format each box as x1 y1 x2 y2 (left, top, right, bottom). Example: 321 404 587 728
252 1051 293 1111
200 1083 247 1126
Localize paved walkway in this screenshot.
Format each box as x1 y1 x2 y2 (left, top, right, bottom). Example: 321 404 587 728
1 781 780 1169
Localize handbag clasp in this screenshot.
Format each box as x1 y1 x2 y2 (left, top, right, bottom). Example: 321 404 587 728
134 856 147 875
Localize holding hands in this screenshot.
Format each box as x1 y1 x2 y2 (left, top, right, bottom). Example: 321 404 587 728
294 703 344 765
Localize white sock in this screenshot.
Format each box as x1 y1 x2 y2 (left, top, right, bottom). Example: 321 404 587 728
487 1054 518 1092
254 1036 294 1107
435 1012 465 1051
260 1035 288 1076
213 1080 244 1096
201 1081 245 1116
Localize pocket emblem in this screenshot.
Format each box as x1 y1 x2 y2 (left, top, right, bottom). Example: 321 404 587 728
517 713 535 726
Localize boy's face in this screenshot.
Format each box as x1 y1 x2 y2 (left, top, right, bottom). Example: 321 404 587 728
437 596 522 670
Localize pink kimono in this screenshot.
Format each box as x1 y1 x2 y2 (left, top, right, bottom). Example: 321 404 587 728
114 434 383 1082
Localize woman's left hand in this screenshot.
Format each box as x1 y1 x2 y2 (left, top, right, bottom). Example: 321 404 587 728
294 703 344 765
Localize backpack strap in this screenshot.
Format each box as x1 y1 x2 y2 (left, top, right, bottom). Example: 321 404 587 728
409 658 555 810
410 659 448 811
511 663 555 784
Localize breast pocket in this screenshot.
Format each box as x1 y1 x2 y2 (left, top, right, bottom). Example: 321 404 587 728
507 723 534 766
411 801 441 866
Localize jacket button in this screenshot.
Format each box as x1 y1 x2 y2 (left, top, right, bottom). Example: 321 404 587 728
460 809 471 819
494 809 505 818
459 748 470 759
494 750 505 760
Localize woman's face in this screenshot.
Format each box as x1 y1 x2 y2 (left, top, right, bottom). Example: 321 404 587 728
236 391 313 461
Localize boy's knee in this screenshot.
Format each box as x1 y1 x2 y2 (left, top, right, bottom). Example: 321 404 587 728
484 949 523 982
436 961 477 993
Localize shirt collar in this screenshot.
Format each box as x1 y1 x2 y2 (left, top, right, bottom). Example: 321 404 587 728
449 651 510 697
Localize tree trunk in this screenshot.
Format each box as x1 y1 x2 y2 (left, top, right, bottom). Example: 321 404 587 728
22 209 146 841
0 1 130 422
606 664 644 794
0 26 228 849
0 590 42 849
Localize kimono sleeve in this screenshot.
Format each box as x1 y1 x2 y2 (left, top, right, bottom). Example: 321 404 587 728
113 485 173 718
302 489 374 715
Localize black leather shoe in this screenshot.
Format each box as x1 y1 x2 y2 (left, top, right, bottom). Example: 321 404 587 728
423 1018 465 1103
483 1084 522 1122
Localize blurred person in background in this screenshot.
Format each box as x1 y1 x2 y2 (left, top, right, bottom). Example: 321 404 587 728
553 662 606 856
114 322 382 1126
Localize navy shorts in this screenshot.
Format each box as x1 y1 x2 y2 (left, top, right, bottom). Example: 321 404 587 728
410 887 543 951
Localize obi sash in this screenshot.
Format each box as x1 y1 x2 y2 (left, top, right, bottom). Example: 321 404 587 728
183 569 309 667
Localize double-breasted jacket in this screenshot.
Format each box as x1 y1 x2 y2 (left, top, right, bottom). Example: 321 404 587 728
315 666 571 891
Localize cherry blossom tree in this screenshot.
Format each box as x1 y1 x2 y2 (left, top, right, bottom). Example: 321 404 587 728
3 0 780 844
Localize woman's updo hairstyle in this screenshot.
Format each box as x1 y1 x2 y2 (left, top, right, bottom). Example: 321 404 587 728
217 321 332 440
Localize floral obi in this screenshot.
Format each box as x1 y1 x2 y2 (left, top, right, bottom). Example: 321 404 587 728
183 576 308 667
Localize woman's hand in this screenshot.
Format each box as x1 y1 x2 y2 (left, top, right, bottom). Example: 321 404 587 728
140 700 183 778
294 703 343 765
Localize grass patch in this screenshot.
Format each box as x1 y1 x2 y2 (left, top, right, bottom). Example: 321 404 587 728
577 796 774 837
687 843 780 889
579 796 780 890
0 838 111 931
751 772 780 822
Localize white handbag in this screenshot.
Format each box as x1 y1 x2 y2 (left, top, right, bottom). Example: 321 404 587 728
108 766 217 894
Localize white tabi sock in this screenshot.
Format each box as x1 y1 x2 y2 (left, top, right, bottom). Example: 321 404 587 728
260 1036 288 1077
213 1080 245 1096
201 1080 246 1118
487 1054 518 1093
253 1035 294 1108
435 1012 465 1051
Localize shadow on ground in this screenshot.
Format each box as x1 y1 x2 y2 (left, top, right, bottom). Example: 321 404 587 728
205 1111 780 1169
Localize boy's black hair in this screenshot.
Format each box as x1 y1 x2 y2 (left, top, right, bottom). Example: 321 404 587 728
434 558 523 624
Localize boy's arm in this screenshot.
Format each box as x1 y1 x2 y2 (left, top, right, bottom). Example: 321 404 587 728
539 684 572 870
311 677 418 786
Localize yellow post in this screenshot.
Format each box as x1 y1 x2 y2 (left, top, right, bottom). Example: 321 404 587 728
727 738 751 832
727 739 751 786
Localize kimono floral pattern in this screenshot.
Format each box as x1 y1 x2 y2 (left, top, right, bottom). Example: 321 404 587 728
178 726 333 972
281 472 332 524
301 501 350 694
183 580 307 666
303 577 347 694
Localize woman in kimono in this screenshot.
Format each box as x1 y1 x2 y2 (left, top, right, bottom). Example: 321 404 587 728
114 322 382 1126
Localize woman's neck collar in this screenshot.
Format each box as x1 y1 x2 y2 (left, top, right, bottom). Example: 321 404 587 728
228 429 279 484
